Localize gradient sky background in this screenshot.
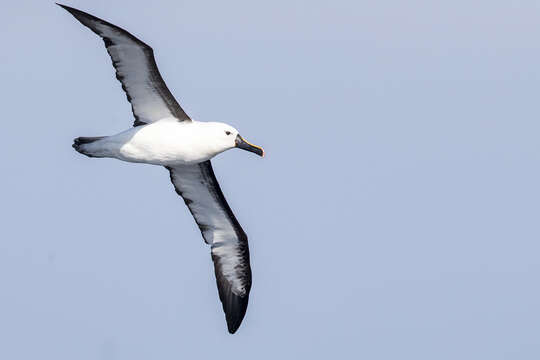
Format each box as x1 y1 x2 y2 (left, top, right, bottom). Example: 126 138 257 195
1 1 540 359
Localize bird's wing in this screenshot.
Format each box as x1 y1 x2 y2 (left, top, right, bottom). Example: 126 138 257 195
58 4 191 126
167 161 252 334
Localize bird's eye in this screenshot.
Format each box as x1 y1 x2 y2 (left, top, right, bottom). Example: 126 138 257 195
225 131 231 135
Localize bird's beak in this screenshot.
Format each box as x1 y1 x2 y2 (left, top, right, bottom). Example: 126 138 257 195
235 134 264 157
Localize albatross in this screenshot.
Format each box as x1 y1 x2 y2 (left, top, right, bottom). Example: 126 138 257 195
58 4 264 334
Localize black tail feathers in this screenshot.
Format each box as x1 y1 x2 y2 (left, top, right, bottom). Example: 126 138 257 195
72 136 105 157
73 136 105 145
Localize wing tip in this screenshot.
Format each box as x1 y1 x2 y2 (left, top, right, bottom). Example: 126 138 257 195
214 263 251 334
56 3 94 23
224 293 250 334
56 3 76 13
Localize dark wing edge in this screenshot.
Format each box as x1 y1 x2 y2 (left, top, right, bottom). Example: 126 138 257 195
167 161 252 334
57 4 191 125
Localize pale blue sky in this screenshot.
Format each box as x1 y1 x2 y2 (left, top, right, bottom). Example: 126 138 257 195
1 1 540 359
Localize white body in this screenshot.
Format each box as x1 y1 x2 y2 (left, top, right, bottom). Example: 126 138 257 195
80 119 238 166
60 3 262 333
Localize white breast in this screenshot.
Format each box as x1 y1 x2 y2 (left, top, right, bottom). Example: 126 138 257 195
108 120 224 166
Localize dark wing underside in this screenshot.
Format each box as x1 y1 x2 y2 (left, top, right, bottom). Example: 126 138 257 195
58 4 190 126
168 161 252 334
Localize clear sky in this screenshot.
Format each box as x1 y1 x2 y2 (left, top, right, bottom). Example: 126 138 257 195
1 0 540 359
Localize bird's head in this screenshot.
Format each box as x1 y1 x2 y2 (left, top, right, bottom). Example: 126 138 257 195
207 122 264 157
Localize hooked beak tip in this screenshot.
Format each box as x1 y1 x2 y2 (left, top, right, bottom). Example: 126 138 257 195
236 134 264 157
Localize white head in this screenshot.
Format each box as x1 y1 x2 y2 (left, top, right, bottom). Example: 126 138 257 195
203 122 264 157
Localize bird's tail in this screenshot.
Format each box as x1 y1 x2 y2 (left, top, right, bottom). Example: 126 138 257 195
72 136 106 157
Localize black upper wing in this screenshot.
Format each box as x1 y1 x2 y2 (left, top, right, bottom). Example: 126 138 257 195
59 4 191 126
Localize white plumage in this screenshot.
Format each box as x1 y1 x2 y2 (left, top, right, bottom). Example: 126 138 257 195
78 120 241 166
59 4 263 334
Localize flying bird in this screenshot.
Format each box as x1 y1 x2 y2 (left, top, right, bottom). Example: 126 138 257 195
58 4 264 334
